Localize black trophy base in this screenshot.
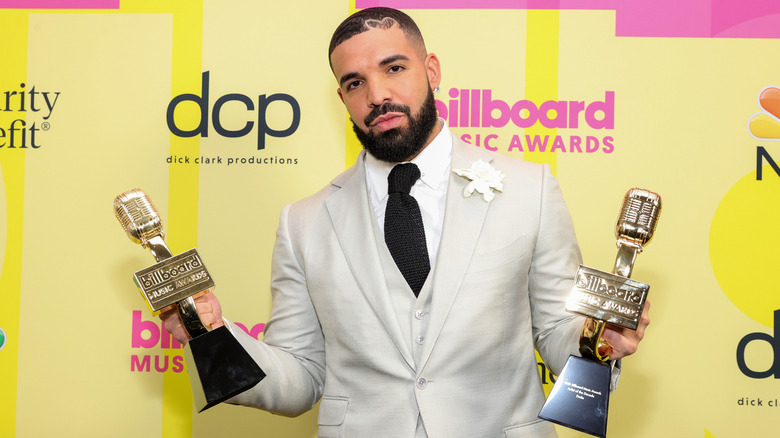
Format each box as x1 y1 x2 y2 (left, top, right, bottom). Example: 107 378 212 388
538 355 611 438
184 325 266 412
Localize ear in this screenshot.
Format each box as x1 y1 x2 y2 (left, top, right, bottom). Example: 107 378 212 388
336 87 344 104
424 53 441 90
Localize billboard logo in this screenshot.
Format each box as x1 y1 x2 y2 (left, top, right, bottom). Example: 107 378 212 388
737 309 780 379
435 89 615 153
130 310 265 373
748 86 780 180
167 71 301 151
437 89 614 130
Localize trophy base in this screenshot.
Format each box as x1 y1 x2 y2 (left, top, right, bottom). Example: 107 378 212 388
538 355 611 438
183 325 266 412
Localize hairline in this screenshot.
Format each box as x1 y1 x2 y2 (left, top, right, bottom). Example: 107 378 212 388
328 8 427 73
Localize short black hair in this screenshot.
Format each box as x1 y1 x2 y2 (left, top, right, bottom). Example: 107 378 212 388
328 7 426 70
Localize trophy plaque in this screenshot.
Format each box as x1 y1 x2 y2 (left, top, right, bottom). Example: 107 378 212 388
539 188 662 437
114 189 265 412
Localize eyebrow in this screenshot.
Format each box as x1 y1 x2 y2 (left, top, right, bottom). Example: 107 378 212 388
339 72 359 88
338 54 412 88
379 54 410 67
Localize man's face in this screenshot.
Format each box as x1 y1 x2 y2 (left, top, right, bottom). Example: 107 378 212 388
330 25 441 162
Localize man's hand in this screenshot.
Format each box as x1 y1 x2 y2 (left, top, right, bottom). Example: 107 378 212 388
159 291 224 345
601 300 650 360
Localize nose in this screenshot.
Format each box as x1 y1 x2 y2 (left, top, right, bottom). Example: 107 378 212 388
367 78 391 108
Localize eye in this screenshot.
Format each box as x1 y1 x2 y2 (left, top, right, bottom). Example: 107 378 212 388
388 65 404 74
346 79 363 91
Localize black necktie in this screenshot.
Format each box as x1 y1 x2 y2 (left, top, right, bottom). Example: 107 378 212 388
384 163 430 296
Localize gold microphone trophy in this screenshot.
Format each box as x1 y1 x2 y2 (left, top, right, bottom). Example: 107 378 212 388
539 188 661 437
114 189 265 412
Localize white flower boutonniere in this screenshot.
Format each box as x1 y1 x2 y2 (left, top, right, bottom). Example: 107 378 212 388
453 160 505 202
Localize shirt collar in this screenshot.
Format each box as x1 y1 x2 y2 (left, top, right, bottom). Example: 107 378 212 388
365 119 453 199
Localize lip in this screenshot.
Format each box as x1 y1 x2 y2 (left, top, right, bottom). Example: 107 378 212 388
370 112 405 131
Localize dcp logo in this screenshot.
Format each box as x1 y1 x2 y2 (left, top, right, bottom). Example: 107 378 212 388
167 71 301 150
737 309 780 378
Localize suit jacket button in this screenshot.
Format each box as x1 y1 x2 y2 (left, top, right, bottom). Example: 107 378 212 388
414 310 425 320
416 378 427 389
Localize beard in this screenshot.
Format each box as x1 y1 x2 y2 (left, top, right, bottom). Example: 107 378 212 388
351 87 438 163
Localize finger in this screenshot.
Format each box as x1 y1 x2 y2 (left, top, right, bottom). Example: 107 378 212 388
602 300 651 360
196 301 213 316
637 300 651 337
158 292 224 343
601 326 639 360
159 304 202 344
609 327 642 357
159 310 191 345
160 308 182 333
195 302 222 328
198 291 224 328
186 293 224 329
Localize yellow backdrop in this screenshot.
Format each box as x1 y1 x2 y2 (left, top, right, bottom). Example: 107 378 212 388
1 1 779 437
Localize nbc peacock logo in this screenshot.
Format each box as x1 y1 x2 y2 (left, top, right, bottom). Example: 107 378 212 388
748 86 780 180
748 86 780 141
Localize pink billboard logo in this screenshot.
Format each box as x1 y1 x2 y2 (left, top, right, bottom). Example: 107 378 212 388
0 1 118 9
436 89 615 154
129 310 265 373
436 89 613 130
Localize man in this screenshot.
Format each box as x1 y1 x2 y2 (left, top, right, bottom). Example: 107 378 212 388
162 7 649 437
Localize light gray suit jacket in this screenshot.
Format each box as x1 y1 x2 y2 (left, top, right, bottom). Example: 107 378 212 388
228 136 586 437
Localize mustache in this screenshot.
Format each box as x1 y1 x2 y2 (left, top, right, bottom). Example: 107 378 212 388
364 103 411 127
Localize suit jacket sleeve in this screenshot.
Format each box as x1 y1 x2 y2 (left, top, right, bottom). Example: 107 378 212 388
528 164 621 387
224 203 326 416
527 164 585 375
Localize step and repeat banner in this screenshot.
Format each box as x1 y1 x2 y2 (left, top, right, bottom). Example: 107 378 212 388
1 1 779 437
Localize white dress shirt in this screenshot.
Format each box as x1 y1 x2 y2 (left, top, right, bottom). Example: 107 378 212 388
364 119 453 438
364 119 453 266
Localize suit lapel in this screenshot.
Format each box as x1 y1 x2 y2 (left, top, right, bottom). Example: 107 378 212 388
325 153 415 369
419 139 494 367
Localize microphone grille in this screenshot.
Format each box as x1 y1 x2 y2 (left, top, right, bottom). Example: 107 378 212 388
615 188 662 247
113 189 163 245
